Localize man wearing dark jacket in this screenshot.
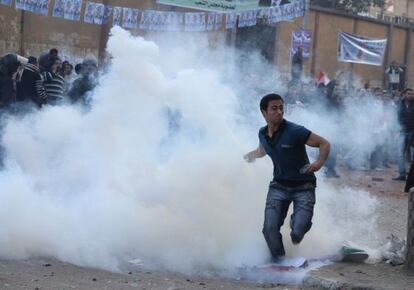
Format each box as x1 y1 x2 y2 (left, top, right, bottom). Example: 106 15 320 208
394 88 414 180
68 57 98 106
0 54 21 109
42 57 64 105
16 59 47 107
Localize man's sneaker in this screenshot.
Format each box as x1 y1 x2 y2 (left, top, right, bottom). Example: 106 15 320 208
392 176 406 181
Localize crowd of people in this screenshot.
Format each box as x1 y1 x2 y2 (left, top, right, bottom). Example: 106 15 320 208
0 48 99 113
1 47 414 185
280 72 413 183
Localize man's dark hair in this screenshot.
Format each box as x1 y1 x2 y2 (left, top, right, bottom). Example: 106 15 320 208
402 88 413 95
74 63 83 75
49 48 58 56
28 56 37 65
260 93 284 111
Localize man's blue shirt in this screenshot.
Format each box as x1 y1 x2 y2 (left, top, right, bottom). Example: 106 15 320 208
258 119 316 185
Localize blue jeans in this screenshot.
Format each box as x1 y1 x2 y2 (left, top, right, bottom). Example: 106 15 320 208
262 183 315 258
398 133 414 176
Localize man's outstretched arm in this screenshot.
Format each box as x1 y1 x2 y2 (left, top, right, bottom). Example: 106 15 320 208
305 133 330 173
244 143 266 163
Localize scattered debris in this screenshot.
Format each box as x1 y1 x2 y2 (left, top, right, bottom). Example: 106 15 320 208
372 177 384 182
381 234 406 266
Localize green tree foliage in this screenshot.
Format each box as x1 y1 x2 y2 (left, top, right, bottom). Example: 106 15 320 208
311 0 385 13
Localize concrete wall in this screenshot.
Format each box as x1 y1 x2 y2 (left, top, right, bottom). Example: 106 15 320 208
1 2 413 87
0 0 226 64
276 8 414 88
0 5 22 55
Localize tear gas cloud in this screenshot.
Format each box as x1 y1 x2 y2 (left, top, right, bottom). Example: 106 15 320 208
0 27 386 275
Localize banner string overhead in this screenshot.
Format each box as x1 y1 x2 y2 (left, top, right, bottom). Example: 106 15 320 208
1 0 306 32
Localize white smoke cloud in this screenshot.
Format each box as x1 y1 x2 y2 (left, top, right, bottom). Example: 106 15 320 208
0 26 386 278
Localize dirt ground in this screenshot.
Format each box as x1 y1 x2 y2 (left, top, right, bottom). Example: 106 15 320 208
0 166 412 290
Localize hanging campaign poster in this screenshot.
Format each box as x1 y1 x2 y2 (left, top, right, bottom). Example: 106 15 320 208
337 31 387 66
84 1 95 23
206 12 215 31
184 12 205 31
122 7 139 29
94 3 105 24
35 0 50 16
0 0 13 6
247 10 257 26
225 12 236 29
139 10 151 30
268 6 281 23
63 0 81 21
281 2 294 22
52 0 65 17
24 0 37 12
166 12 184 31
291 29 312 60
15 0 24 9
122 7 132 28
72 0 81 21
102 5 112 24
156 0 259 12
214 13 222 30
294 0 305 17
238 11 247 28
112 6 122 26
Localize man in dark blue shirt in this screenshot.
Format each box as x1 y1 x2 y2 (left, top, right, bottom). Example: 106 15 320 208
244 93 330 261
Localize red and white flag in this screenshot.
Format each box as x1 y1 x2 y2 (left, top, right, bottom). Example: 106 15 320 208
316 71 330 86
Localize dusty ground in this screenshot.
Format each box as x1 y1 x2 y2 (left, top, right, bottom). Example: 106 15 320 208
0 166 411 290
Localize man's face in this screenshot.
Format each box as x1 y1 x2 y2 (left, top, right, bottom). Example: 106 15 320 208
405 90 414 101
83 64 97 76
52 59 62 73
262 99 284 125
64 63 72 75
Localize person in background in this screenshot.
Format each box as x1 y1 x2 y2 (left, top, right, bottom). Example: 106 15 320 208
393 88 414 181
385 61 403 92
42 57 65 105
74 63 83 75
15 55 47 108
68 56 98 106
291 47 303 83
0 53 21 110
60 61 74 95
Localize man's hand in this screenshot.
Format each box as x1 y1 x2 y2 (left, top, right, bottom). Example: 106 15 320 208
244 152 256 163
244 144 266 163
305 160 324 173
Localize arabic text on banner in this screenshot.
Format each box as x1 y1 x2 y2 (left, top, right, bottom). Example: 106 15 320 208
337 31 387 66
156 0 260 12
